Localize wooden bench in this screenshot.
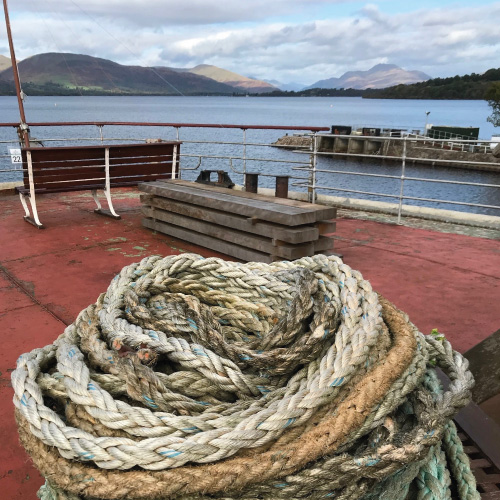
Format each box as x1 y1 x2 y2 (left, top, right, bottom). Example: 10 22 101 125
17 141 180 228
139 179 337 263
438 329 500 499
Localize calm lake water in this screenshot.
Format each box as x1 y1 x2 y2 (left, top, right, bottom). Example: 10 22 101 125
1 95 499 216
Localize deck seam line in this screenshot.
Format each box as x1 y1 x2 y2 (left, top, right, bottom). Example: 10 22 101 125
336 216 500 241
0 303 44 315
331 238 500 280
0 265 69 327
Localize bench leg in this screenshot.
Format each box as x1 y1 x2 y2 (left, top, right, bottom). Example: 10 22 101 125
91 190 121 220
19 192 45 229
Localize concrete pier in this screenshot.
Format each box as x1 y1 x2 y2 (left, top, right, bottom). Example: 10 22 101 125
273 134 500 172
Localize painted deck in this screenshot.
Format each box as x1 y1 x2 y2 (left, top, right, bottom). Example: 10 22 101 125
0 188 499 499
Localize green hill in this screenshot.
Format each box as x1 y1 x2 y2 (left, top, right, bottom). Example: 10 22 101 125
257 68 500 101
363 68 500 99
0 53 242 95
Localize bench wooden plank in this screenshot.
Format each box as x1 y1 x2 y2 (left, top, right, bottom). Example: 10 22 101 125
438 369 500 472
142 206 319 259
140 181 321 226
31 165 105 176
31 173 173 191
142 218 275 263
464 329 500 405
140 194 320 244
171 179 336 219
30 154 174 171
23 142 181 153
32 160 104 170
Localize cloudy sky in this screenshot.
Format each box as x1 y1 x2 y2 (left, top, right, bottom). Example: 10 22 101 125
1 0 499 85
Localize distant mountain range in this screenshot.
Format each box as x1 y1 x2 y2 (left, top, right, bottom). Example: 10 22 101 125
0 53 242 95
306 64 431 90
0 53 278 95
0 53 433 96
265 79 305 92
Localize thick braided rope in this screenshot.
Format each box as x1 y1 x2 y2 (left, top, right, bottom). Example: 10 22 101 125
12 253 477 500
442 422 480 500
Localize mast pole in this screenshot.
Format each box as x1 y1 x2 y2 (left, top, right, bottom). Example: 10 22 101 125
3 0 30 147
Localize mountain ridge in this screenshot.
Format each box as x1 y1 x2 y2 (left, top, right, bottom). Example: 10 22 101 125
0 54 11 72
187 64 276 93
0 53 244 95
306 64 431 90
0 53 438 96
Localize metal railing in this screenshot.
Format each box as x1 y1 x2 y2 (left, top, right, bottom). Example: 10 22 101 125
1 123 499 223
293 132 499 223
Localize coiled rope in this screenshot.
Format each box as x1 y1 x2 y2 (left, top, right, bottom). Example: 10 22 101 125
11 253 479 499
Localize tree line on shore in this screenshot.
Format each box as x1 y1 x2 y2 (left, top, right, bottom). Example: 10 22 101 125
257 68 500 100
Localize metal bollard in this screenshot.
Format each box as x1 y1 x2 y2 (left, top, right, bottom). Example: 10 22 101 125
275 176 289 198
245 173 259 193
200 170 212 182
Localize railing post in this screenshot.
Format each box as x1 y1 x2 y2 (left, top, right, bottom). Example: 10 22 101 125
242 128 247 177
172 144 178 180
308 132 318 203
397 136 407 225
175 127 181 178
97 124 104 144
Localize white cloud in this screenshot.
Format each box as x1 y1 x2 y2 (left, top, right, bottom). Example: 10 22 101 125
13 0 351 27
2 1 500 85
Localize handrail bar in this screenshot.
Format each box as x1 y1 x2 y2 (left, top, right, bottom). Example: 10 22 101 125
1 123 498 221
292 166 499 189
308 184 499 210
315 133 491 143
294 150 500 168
0 122 329 131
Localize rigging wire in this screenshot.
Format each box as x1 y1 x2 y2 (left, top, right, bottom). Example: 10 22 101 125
36 0 122 94
24 0 84 97
66 0 186 97
63 0 241 135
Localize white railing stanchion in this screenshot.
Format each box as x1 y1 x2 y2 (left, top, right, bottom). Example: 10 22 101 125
172 145 178 180
397 137 407 224
307 133 318 203
242 128 247 176
102 147 120 219
175 128 181 179
312 133 318 204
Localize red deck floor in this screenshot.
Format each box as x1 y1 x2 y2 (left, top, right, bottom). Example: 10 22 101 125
0 188 499 499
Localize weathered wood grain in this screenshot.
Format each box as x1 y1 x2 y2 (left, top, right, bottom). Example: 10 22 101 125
143 206 318 259
164 180 337 220
142 218 274 263
140 182 326 226
140 194 319 244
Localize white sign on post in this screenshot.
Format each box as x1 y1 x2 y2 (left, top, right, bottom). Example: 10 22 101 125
9 148 22 166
